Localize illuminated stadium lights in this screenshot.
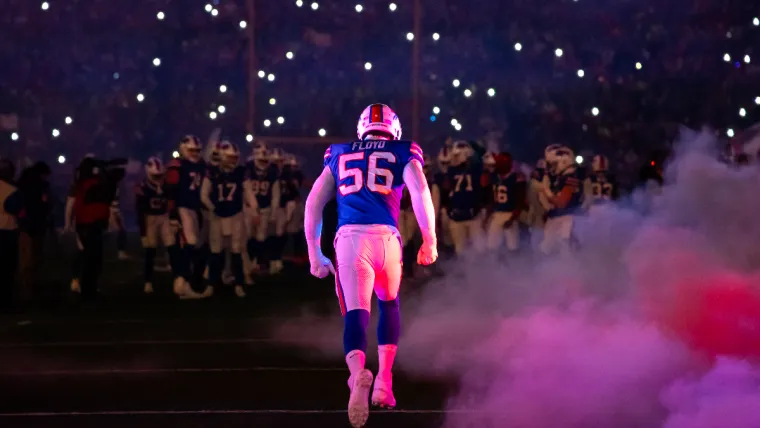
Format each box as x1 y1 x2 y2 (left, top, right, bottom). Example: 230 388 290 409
577 69 585 78
754 17 759 26
209 111 217 120
277 116 285 124
727 128 735 138
723 53 731 62
514 42 522 51
452 79 460 88
389 3 397 11
591 107 600 116
432 33 440 41
264 119 272 127
355 4 363 12
58 155 66 164
204 4 212 12
755 96 760 105
217 105 226 114
450 118 458 126
257 70 266 78
575 155 584 164
555 48 563 58
745 55 751 64
269 98 276 105
172 151 180 158
286 51 294 60
739 108 746 117
211 9 219 17
311 2 319 10
432 106 440 114
487 88 496 97
65 116 73 125
318 128 327 137
52 129 60 138
463 89 472 97
239 21 247 29
246 134 253 143
636 62 643 70
11 132 18 141
136 93 145 102
296 0 303 7
157 11 165 20
267 73 275 82
152 58 161 67
406 32 414 41
364 62 372 70
219 85 227 93
454 123 462 131
41 2 49 10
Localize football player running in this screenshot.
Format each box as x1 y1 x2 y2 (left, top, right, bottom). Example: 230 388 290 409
246 142 280 274
164 135 207 299
445 141 487 255
484 152 527 256
201 141 251 298
540 145 583 254
304 104 437 427
583 154 618 213
135 157 177 294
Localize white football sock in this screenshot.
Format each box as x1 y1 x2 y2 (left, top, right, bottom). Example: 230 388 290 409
345 349 366 379
377 344 398 378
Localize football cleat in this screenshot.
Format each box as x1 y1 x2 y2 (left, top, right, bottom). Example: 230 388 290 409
347 369 374 427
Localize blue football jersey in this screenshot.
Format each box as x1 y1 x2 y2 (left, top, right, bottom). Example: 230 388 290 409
491 171 526 213
588 172 617 204
209 166 247 218
166 158 206 210
446 162 484 221
547 168 583 218
324 139 424 230
248 163 278 210
135 180 168 216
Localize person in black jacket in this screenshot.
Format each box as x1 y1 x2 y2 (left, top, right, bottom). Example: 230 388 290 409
17 162 52 299
0 159 24 310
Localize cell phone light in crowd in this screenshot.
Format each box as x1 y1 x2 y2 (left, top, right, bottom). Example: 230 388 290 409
651 160 655 166
727 128 735 138
744 55 751 64
65 116 73 125
209 111 217 120
136 93 145 102
577 69 585 78
464 89 472 98
514 42 522 51
219 85 227 93
450 118 458 126
389 3 397 12
286 51 294 59
454 123 462 131
58 155 66 164
267 73 275 82
311 2 319 11
41 2 49 11
269 98 276 105
211 9 219 17
724 53 731 62
452 79 460 88
753 17 759 26
636 62 643 70
204 4 212 12
277 116 285 124
355 4 363 13
258 70 265 78
592 107 600 116
296 0 303 7
726 31 733 39
264 119 272 127
432 33 440 41
555 48 563 58
239 21 247 29
575 155 584 164
755 96 760 105
11 133 19 141
318 128 327 137
487 88 496 97
430 115 436 122
157 11 165 20
217 105 226 114
739 108 746 117
246 134 253 143
152 58 161 67
364 62 372 70
406 32 414 41
432 106 440 114
172 151 180 159
52 129 60 138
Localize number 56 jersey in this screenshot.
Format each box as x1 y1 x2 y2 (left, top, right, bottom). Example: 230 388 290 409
324 140 424 230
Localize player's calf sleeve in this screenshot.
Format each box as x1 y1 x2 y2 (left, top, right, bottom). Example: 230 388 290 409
143 247 157 283
208 252 224 286
343 309 370 355
377 297 401 346
167 245 182 278
230 253 244 285
181 244 195 282
192 247 208 284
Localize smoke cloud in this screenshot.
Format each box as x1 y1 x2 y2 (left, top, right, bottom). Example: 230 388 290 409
275 129 760 427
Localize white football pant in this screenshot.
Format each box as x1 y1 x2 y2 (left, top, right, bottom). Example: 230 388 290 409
209 212 246 254
141 214 176 248
334 225 402 315
178 207 208 247
448 216 485 256
540 214 574 255
485 211 520 251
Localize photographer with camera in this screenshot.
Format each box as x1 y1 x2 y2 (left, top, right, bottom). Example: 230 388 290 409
70 156 126 300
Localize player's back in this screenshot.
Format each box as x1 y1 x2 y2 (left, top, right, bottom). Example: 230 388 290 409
324 139 423 230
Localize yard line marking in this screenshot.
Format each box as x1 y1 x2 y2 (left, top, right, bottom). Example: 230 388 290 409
1 367 345 376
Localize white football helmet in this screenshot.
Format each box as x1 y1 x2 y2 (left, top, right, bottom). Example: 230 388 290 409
449 140 473 166
592 154 609 172
145 157 165 182
219 141 240 169
206 140 223 166
545 145 575 174
252 141 269 169
357 103 402 140
437 147 451 172
179 135 202 163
